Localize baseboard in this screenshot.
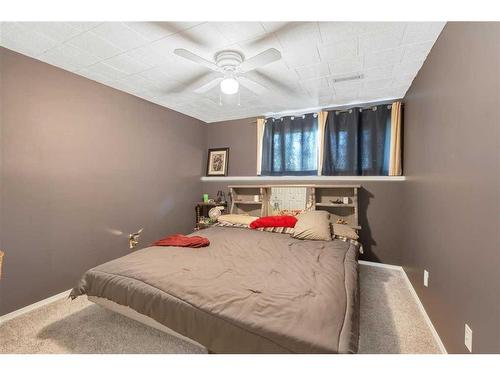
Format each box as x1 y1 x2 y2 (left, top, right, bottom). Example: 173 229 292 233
359 260 448 354
0 289 72 325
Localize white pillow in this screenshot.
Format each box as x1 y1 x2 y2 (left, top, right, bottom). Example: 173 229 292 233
217 214 259 226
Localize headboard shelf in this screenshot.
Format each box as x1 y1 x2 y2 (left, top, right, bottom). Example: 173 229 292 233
228 184 361 230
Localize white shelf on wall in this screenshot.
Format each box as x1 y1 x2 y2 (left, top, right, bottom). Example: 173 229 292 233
201 175 406 182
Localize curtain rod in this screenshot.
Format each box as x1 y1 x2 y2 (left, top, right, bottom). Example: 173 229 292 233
262 99 402 120
250 99 403 123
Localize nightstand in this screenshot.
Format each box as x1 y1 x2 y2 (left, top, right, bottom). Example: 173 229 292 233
195 202 227 230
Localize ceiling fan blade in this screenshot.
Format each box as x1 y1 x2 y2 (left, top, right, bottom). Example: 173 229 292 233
168 71 218 93
193 77 223 94
249 70 298 94
238 76 268 95
173 48 219 72
239 48 282 73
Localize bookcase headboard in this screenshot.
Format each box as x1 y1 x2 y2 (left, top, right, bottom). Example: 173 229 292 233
228 184 360 230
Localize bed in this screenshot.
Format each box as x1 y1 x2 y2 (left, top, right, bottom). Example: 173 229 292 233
70 226 360 353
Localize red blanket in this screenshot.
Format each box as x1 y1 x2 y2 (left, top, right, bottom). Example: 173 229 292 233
152 234 210 248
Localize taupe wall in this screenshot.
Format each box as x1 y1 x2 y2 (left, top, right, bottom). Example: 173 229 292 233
202 118 406 264
0 48 206 315
402 22 499 353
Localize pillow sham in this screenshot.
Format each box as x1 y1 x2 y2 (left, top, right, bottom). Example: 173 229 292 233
255 226 295 234
249 215 298 229
292 210 332 241
332 223 359 240
217 214 259 226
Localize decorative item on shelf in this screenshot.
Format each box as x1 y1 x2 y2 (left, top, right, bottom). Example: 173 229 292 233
330 199 343 204
129 228 143 250
208 206 224 221
195 201 227 230
206 147 229 176
336 219 348 225
342 197 350 204
203 193 209 203
216 190 226 204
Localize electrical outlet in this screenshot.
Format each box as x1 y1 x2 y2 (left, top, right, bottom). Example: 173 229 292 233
465 323 473 352
423 270 429 287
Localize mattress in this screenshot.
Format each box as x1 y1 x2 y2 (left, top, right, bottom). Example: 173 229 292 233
70 226 360 353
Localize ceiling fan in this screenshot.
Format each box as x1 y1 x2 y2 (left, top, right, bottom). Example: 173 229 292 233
173 48 282 96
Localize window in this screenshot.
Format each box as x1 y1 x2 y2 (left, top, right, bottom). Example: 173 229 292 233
260 113 318 176
258 102 402 177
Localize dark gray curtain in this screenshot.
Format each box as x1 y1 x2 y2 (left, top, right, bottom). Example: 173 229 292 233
322 105 391 176
261 113 318 175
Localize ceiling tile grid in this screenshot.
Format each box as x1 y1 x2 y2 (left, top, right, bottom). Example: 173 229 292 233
0 21 445 123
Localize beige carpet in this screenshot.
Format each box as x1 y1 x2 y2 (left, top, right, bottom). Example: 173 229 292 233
0 264 441 354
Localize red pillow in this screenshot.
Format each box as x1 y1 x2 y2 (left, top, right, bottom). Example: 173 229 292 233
250 215 298 229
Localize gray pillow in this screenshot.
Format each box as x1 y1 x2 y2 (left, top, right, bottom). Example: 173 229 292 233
332 223 359 240
292 210 332 241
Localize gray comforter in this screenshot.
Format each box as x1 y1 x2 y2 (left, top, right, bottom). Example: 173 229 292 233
71 227 360 353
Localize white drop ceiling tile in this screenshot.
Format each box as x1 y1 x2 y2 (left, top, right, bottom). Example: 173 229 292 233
364 65 394 81
282 45 321 68
363 78 392 91
299 77 330 92
21 22 83 43
401 41 435 63
0 22 26 37
316 86 335 98
68 22 102 32
403 22 445 44
38 44 100 71
318 38 358 62
318 94 335 106
140 61 206 84
363 47 404 69
77 67 115 85
273 22 322 50
391 73 416 87
124 22 200 41
68 31 123 59
212 22 266 43
125 45 172 69
108 79 148 95
390 85 409 98
332 81 363 95
359 28 405 54
318 22 366 43
126 73 164 91
0 27 59 57
295 62 330 80
84 62 129 81
393 59 425 76
92 23 149 50
360 22 407 36
103 53 150 75
260 22 288 33
328 56 363 76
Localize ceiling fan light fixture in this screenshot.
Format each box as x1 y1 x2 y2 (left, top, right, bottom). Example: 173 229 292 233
220 77 239 95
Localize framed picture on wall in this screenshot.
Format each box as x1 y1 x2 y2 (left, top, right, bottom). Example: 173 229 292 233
206 148 229 176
